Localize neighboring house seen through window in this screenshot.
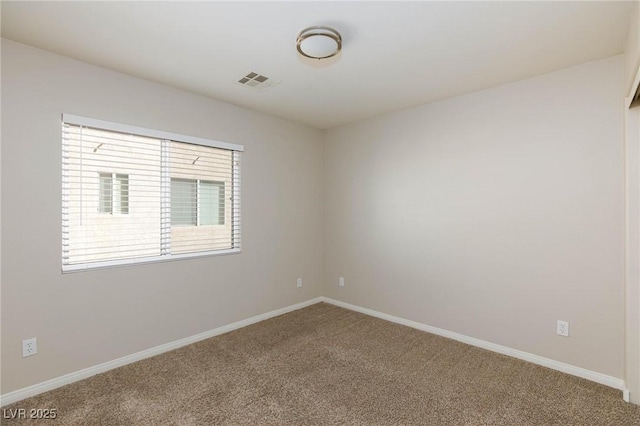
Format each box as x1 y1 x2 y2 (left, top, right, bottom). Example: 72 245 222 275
62 114 243 271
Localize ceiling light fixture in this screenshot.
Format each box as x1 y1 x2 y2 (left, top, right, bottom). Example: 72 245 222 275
296 26 342 60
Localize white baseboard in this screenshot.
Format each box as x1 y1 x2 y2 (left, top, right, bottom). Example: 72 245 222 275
320 297 627 393
0 297 323 407
1 295 628 406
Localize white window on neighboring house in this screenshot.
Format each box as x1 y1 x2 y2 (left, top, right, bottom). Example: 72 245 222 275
62 114 243 271
171 178 197 226
171 179 225 227
98 173 129 214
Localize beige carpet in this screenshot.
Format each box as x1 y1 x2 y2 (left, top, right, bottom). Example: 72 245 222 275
3 302 640 425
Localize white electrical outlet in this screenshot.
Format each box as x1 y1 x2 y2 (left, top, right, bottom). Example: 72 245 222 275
297 278 303 288
339 277 345 287
557 320 569 337
22 338 37 357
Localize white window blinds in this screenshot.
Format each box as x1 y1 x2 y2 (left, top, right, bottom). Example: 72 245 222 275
62 114 243 271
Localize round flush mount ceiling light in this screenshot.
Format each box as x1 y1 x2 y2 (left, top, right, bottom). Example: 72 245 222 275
296 26 342 60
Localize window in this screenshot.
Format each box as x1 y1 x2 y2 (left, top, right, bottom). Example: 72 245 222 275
171 179 225 226
62 114 243 271
98 173 129 214
200 180 225 226
171 178 197 226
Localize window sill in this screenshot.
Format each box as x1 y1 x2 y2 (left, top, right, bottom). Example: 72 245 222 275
62 248 241 273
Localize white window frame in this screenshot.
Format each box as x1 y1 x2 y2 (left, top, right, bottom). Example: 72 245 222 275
62 114 243 272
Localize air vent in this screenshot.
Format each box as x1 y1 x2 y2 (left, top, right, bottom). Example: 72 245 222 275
237 72 280 91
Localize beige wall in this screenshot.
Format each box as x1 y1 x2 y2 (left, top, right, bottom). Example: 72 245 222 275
625 104 640 403
0 39 324 393
324 56 625 378
625 1 640 403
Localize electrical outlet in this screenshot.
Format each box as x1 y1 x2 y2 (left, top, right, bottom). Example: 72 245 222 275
297 278 303 288
339 277 345 287
557 320 569 337
22 338 37 357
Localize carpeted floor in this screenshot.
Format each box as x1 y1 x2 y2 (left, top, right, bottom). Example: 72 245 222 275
3 302 640 425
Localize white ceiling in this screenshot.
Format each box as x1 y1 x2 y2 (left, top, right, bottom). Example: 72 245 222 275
1 1 633 129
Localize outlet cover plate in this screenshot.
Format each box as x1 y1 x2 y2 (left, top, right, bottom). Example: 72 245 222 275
22 337 37 357
557 320 569 337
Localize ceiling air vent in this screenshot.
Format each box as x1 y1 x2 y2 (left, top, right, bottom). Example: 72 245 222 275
236 72 279 91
